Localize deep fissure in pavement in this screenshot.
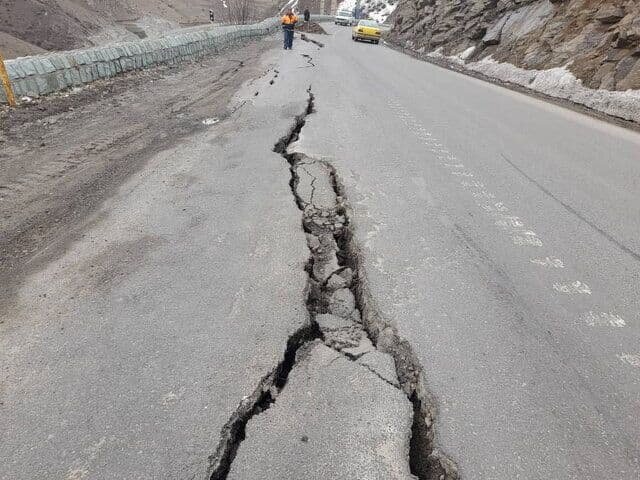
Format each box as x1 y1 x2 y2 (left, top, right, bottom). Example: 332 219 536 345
208 87 458 479
207 323 320 480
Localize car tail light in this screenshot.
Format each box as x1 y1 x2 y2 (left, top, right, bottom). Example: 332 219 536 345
375 31 381 35
358 28 363 32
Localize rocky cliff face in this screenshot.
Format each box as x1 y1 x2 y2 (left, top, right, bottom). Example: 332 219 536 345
388 0 640 91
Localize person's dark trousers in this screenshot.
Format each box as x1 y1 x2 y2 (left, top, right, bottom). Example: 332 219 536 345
283 28 294 49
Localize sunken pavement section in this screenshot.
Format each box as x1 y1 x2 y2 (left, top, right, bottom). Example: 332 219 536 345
207 89 458 480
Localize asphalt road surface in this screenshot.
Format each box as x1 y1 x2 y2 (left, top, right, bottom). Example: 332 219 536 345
293 24 640 479
1 22 639 480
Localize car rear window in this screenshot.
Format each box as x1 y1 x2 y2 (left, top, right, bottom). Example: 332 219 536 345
338 10 352 16
358 20 379 27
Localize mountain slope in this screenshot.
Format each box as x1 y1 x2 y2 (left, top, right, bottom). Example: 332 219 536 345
0 0 279 57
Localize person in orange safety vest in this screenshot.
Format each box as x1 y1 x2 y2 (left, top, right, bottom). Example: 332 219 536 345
281 10 298 50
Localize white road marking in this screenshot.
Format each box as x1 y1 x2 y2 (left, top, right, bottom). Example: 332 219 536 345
617 353 640 368
530 257 565 268
513 233 543 247
498 215 524 228
552 281 592 295
388 99 638 372
472 190 496 199
460 180 485 189
450 171 474 177
581 311 626 327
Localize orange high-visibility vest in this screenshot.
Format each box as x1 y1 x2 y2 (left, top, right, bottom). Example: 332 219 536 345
281 14 298 25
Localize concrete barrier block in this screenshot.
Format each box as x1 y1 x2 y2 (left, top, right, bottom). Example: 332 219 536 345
6 62 26 79
45 72 62 92
10 78 26 97
24 77 40 96
86 49 99 63
95 62 105 78
35 58 54 74
54 70 69 90
34 75 51 95
78 65 92 83
20 59 39 76
74 52 91 65
67 68 82 85
121 57 134 71
61 55 73 69
47 55 66 70
101 49 113 61
12 76 23 95
89 64 100 80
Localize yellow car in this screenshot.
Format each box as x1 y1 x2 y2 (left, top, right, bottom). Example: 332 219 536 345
352 20 382 44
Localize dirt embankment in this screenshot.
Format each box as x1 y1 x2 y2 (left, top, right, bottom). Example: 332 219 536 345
0 0 280 58
388 0 640 91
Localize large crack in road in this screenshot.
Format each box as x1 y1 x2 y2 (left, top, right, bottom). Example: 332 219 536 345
208 88 458 480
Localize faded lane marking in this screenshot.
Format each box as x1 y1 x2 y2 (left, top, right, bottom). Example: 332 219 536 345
530 257 565 268
513 232 543 247
617 353 640 368
581 311 626 328
388 99 545 253
552 281 592 295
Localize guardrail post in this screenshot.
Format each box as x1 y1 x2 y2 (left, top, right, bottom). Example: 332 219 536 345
0 51 17 107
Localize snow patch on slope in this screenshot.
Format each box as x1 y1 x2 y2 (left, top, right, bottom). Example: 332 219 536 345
338 0 397 23
338 0 356 12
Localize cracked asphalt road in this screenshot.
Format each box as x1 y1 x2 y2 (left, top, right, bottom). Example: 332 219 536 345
291 24 640 479
2 22 640 480
0 37 318 480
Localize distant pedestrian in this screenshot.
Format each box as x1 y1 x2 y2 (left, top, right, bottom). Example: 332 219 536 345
281 9 298 50
209 9 215 22
303 8 310 31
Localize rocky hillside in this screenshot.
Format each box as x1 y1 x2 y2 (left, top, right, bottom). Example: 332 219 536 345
388 0 640 91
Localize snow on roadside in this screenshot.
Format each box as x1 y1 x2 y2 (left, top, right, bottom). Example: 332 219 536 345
337 0 397 23
468 58 640 124
425 49 640 124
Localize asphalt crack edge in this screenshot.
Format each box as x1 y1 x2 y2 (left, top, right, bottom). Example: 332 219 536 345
207 86 458 480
